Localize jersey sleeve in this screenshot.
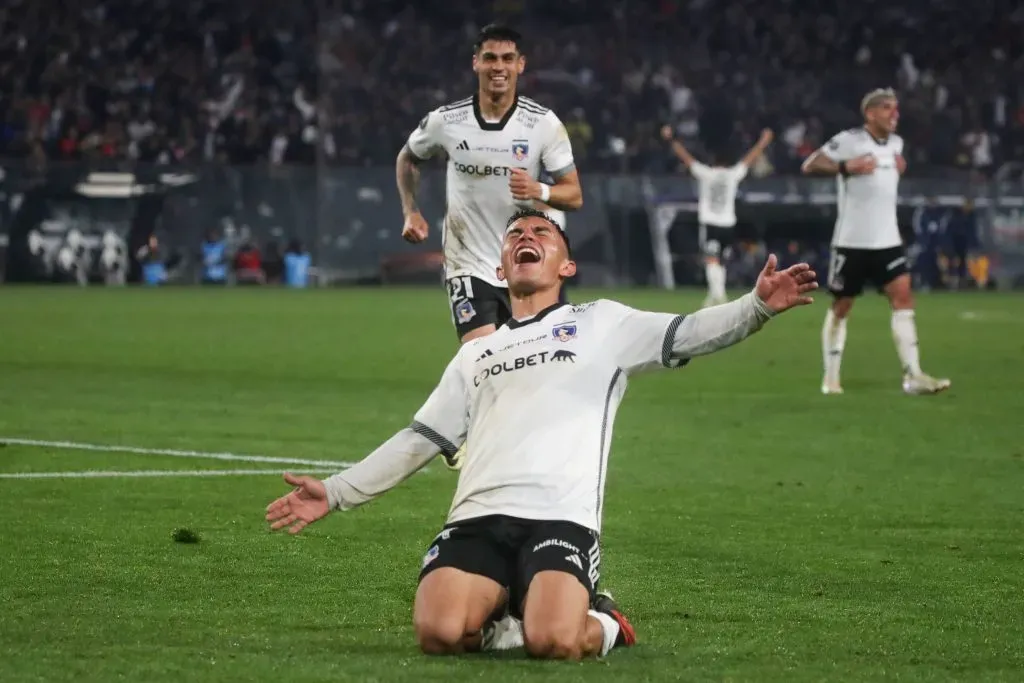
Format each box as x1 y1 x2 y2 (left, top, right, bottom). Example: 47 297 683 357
730 163 750 182
320 351 469 511
410 352 470 456
689 161 712 181
405 109 445 161
819 130 859 162
540 111 576 178
596 299 688 376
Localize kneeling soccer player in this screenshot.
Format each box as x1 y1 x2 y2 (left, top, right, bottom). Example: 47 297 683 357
265 208 818 659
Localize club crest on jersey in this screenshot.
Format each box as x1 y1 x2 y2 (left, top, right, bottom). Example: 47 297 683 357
455 299 476 324
552 322 577 342
512 140 530 161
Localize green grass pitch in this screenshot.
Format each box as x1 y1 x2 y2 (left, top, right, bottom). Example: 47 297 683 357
1 286 1023 682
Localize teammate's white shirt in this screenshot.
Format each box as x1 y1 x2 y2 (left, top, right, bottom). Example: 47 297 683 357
322 293 774 533
690 161 748 228
406 95 575 287
819 128 904 249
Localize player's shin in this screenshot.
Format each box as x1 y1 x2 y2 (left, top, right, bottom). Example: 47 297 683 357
821 308 847 391
890 309 921 377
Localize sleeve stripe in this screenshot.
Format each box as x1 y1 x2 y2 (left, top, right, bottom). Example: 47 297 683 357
518 99 550 115
411 421 458 457
548 162 576 179
661 315 689 368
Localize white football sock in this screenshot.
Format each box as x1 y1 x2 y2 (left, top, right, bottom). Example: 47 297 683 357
705 262 727 302
822 309 847 385
891 309 922 377
589 609 619 657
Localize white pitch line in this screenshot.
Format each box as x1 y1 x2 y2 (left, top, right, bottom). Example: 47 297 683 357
0 437 353 469
0 469 338 480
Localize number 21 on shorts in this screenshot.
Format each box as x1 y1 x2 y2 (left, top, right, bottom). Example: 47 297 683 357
447 276 475 303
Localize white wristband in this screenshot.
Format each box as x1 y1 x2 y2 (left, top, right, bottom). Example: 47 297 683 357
538 183 551 203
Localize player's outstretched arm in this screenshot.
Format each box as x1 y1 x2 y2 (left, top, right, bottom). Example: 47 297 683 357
660 125 697 168
265 354 470 534
740 129 774 167
265 428 443 535
670 255 817 359
608 256 817 374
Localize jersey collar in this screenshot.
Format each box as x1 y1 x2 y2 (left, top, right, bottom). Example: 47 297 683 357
506 302 567 329
473 93 519 131
863 126 889 146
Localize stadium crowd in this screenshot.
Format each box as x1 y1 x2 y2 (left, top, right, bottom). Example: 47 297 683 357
1 0 1022 177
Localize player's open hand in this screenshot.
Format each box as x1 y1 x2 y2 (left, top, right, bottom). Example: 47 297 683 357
754 254 818 313
402 211 429 243
509 168 540 201
660 125 674 141
265 473 330 535
846 154 877 175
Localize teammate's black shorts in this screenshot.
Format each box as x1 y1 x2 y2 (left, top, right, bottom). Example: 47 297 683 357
418 514 600 617
827 246 909 298
699 224 735 259
446 275 571 340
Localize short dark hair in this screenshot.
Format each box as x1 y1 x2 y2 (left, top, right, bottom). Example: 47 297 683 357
474 24 524 54
505 208 571 256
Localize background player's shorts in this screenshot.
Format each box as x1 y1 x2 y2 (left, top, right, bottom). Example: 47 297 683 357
446 275 571 339
827 246 908 298
447 276 512 339
699 224 735 260
418 514 600 617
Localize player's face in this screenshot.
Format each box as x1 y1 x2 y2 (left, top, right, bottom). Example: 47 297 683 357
868 98 900 133
472 40 524 97
497 217 576 294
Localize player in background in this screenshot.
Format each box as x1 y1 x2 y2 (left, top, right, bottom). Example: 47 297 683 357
660 125 774 307
396 24 581 470
266 209 818 660
396 24 581 344
802 88 950 395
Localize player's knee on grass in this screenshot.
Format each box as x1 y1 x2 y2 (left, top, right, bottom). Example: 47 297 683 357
415 613 471 655
413 567 506 655
521 570 592 660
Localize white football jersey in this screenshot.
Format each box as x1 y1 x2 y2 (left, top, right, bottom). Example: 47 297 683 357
691 161 748 228
406 95 575 287
411 300 686 532
321 293 774 534
820 128 904 249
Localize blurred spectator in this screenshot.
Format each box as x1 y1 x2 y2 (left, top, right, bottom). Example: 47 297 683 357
262 240 284 284
284 238 310 288
0 0 1021 177
911 197 950 290
944 198 981 289
200 229 228 285
136 235 167 286
233 241 264 284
